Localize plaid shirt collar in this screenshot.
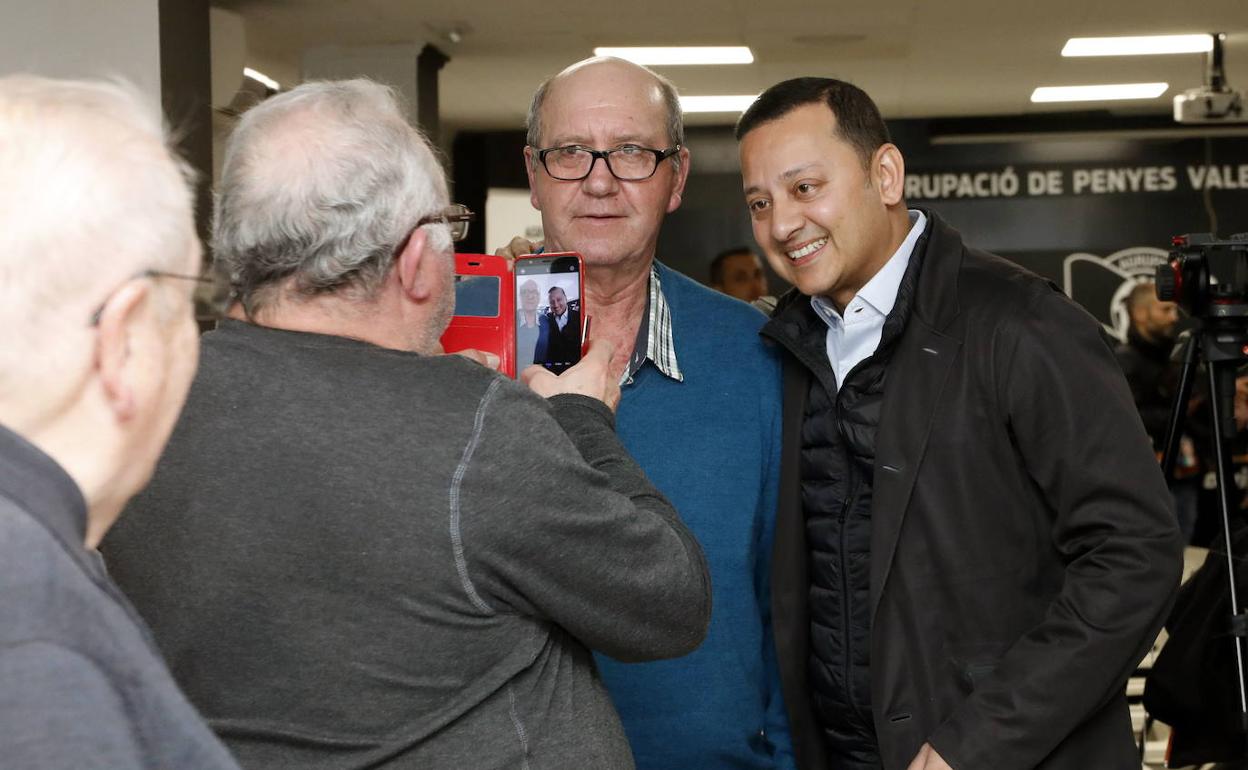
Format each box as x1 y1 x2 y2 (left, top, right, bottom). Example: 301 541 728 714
622 264 683 386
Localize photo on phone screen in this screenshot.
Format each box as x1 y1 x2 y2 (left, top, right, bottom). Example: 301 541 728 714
515 255 582 375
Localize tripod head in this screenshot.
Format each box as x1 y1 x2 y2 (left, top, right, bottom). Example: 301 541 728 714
1157 233 1248 320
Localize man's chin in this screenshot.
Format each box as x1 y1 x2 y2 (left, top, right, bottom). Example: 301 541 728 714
790 272 833 298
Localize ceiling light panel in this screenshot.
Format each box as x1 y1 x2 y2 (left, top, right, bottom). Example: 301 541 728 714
243 67 280 90
680 95 760 113
1030 83 1169 102
1061 35 1213 57
593 47 754 65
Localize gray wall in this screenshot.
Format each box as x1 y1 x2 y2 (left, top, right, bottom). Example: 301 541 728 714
0 0 161 100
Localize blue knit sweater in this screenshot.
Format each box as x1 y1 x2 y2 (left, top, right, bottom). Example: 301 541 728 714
596 262 795 770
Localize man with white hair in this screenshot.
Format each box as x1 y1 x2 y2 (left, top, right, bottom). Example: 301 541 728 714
103 79 711 769
0 76 238 768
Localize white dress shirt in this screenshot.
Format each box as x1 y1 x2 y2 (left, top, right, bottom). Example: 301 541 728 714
555 310 569 331
810 210 927 387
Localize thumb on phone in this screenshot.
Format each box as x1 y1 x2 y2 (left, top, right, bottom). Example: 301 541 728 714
521 337 619 412
493 236 541 265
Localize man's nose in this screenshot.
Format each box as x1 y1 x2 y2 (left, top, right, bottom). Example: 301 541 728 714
769 198 804 243
580 154 620 197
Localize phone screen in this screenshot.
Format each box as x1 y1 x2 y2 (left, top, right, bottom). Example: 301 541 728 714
515 255 582 374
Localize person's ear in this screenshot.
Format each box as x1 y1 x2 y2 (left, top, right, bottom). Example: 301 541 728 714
873 143 905 207
666 146 691 214
525 146 542 211
94 280 152 422
396 226 436 302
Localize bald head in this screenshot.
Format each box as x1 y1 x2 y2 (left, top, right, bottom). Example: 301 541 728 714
525 57 684 154
0 76 197 397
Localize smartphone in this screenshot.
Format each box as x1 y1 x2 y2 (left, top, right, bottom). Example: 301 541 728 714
514 252 585 375
440 253 515 377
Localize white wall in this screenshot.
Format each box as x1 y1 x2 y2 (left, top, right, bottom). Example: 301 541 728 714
0 0 161 103
485 188 544 253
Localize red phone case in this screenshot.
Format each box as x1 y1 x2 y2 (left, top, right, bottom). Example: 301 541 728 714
439 253 516 377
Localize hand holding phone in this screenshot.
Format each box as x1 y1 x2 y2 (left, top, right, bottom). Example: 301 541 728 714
521 338 620 412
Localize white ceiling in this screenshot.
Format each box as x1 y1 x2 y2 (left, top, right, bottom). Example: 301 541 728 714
218 0 1248 133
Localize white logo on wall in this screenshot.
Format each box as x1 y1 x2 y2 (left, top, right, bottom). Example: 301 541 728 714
1062 247 1169 342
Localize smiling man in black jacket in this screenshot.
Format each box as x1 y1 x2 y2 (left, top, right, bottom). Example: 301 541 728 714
736 77 1183 770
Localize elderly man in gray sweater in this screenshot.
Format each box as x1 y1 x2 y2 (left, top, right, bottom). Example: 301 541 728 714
103 79 711 770
0 77 239 769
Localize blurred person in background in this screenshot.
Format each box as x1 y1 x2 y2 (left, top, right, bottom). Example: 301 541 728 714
1115 281 1201 542
711 246 771 303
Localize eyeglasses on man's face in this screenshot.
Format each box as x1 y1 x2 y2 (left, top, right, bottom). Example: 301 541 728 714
88 269 228 326
415 203 476 243
535 144 681 182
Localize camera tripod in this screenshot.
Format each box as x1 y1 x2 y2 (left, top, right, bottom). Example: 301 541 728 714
1161 315 1248 754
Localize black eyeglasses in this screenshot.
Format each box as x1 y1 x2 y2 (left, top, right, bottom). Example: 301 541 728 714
535 144 681 182
415 203 476 242
88 269 227 326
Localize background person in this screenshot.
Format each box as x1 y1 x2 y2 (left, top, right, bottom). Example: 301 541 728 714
1115 281 1202 543
0 75 238 770
710 246 771 303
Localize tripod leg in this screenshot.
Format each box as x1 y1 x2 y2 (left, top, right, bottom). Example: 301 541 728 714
1205 358 1248 743
1162 333 1201 479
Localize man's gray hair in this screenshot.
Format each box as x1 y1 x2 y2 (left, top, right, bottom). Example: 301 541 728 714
213 79 449 316
525 58 684 160
0 75 196 397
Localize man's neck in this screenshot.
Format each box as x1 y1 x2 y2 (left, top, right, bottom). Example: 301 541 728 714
1131 325 1172 353
826 207 915 313
0 402 126 550
581 257 652 381
234 292 432 354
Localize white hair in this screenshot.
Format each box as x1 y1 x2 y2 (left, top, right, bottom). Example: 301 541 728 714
213 79 450 316
0 75 197 399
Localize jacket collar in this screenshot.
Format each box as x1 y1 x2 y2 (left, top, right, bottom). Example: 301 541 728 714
905 207 961 333
0 422 88 553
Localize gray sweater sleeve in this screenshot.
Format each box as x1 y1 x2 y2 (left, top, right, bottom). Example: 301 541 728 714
0 642 145 769
456 385 711 662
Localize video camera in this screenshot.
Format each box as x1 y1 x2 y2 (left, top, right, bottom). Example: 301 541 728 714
1156 233 1248 318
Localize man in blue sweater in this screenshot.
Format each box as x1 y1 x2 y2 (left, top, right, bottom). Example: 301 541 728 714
506 56 795 769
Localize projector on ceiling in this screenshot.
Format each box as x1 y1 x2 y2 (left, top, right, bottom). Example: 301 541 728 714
1173 33 1247 124
1174 86 1246 124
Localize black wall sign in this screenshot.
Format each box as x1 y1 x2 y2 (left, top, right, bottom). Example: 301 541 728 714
453 114 1248 341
